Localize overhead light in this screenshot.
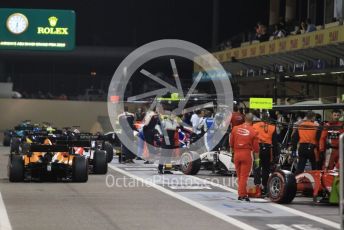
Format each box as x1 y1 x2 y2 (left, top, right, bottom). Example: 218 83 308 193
264 77 270 80
284 75 290 78
311 73 326 76
294 74 307 77
90 71 97 76
330 71 344 74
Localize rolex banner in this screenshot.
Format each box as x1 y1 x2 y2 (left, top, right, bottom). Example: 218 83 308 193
0 8 75 51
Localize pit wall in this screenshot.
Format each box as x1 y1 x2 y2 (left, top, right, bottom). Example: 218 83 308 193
0 99 144 136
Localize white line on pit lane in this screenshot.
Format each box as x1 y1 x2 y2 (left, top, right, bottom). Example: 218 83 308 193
188 175 340 229
0 192 12 230
109 163 340 229
169 185 212 190
108 164 259 230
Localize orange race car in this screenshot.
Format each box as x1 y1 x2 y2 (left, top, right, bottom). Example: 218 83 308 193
8 139 88 182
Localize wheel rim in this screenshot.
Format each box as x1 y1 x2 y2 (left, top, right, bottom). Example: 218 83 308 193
181 154 192 171
270 176 282 198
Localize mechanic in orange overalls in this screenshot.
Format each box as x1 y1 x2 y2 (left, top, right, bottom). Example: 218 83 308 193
319 110 344 170
230 113 259 201
292 111 319 174
253 111 280 194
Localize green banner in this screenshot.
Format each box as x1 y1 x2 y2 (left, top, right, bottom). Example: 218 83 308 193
157 93 183 101
0 8 75 51
249 98 273 109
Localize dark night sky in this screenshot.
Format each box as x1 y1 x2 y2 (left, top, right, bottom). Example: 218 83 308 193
1 0 269 49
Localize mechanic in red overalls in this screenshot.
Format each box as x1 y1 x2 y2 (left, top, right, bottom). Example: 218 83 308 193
319 110 344 170
230 104 245 128
230 113 259 201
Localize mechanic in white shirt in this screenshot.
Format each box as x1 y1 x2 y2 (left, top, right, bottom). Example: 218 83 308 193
190 111 200 133
191 110 205 135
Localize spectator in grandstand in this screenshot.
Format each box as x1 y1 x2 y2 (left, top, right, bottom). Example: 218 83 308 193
292 19 306 35
255 24 269 42
294 25 303 35
306 18 316 33
271 24 286 40
255 22 263 36
300 21 307 33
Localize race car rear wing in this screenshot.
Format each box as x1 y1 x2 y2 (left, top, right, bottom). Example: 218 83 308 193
56 140 91 147
29 144 70 153
78 133 111 141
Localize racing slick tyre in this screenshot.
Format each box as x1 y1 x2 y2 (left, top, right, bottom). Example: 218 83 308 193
3 135 11 146
268 170 297 204
8 155 24 182
180 151 201 175
103 142 114 163
72 156 88 182
10 138 20 154
93 150 108 174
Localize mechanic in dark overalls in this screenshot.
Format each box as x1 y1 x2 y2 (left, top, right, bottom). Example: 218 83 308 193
142 111 161 162
292 111 319 174
118 108 137 163
252 111 280 195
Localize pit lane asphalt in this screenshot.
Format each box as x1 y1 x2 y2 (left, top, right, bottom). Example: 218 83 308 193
110 159 340 230
0 146 237 230
0 145 341 230
195 171 341 223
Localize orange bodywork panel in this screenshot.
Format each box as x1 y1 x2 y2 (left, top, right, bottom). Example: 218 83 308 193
24 152 74 165
296 170 336 197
